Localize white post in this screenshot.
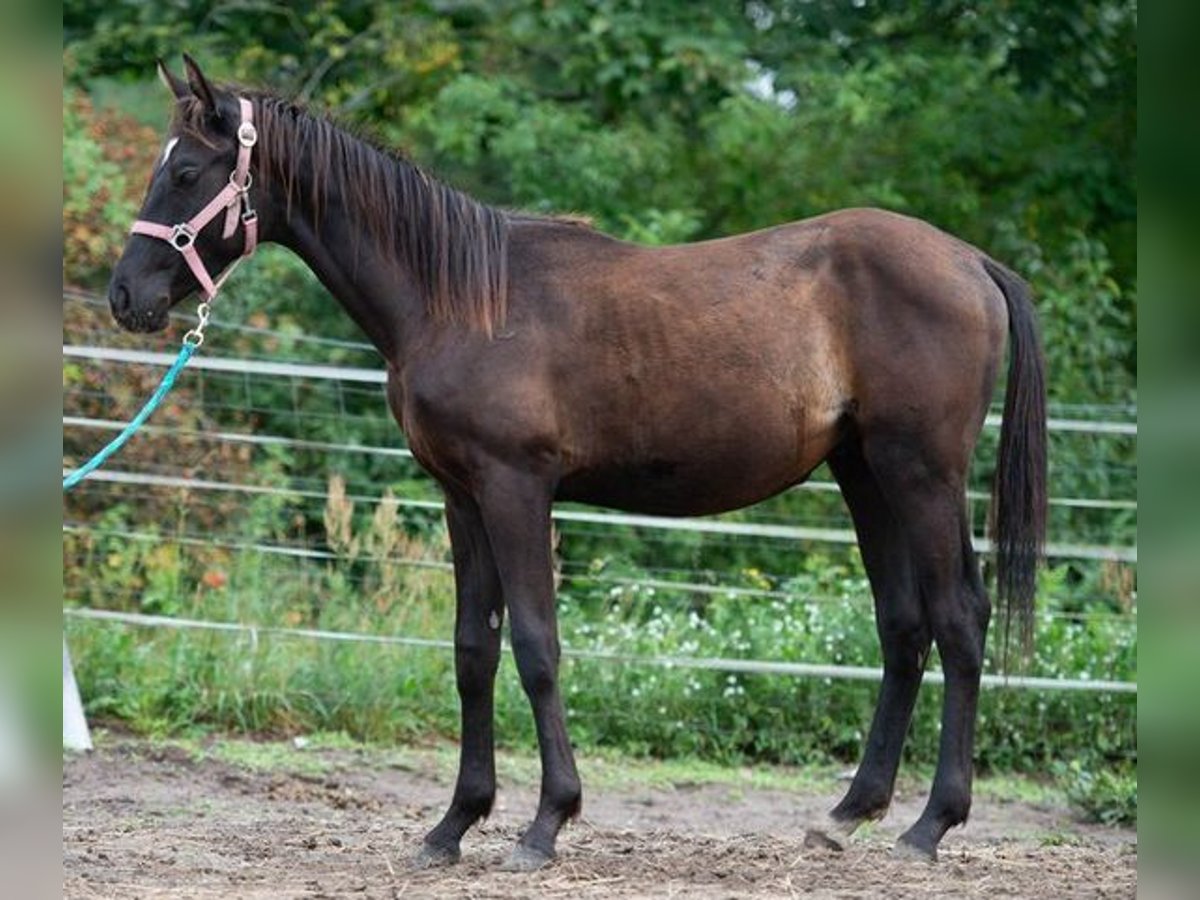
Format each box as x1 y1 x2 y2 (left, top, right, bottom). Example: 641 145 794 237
63 636 92 752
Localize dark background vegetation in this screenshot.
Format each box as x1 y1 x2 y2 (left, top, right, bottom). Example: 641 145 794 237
62 1 1136 827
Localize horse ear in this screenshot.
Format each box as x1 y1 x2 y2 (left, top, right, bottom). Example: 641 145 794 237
182 53 219 115
156 58 189 101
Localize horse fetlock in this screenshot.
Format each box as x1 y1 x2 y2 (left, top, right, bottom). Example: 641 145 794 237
832 777 893 826
453 786 496 823
932 791 972 831
423 798 487 854
541 775 582 821
452 766 498 809
896 800 968 862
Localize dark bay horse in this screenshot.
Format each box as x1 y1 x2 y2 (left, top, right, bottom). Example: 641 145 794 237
107 57 1047 869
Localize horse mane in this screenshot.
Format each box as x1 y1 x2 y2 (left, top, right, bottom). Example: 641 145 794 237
176 91 555 336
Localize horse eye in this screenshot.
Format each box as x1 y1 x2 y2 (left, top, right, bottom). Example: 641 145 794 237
172 167 200 187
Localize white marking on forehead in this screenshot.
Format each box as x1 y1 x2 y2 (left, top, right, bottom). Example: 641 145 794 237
159 137 180 169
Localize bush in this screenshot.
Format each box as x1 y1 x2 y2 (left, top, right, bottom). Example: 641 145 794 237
1060 760 1137 826
63 87 159 286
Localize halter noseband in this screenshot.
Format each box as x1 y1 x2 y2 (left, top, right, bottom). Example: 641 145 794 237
130 97 258 301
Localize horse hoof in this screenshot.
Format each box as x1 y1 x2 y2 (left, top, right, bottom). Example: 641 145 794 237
412 841 460 869
892 835 937 863
500 843 554 872
803 828 847 852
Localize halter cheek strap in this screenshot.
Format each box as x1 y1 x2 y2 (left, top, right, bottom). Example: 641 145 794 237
130 97 258 301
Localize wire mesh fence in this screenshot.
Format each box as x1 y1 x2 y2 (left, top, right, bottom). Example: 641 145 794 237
63 293 1138 707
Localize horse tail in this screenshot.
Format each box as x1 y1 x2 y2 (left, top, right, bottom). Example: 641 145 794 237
983 257 1047 655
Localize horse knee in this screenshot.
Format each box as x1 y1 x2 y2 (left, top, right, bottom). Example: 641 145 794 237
928 589 991 679
510 632 559 699
455 643 499 699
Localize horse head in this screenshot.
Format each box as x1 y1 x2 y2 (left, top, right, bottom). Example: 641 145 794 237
108 55 258 333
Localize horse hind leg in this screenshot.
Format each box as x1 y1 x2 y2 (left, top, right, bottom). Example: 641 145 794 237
806 438 931 850
894 510 989 860
859 430 990 861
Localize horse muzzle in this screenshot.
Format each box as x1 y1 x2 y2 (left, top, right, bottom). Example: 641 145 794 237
108 276 171 334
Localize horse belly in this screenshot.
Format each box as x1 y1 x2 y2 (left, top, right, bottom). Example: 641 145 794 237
556 412 841 517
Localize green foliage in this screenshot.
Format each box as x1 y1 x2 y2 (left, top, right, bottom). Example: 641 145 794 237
1018 231 1136 404
1059 760 1137 826
62 88 140 284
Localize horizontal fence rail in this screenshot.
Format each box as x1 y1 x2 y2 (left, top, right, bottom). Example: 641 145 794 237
64 344 1139 437
62 415 1139 513
64 523 1135 621
63 607 1137 695
63 467 1139 563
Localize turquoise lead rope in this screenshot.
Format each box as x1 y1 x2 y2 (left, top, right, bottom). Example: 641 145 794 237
63 301 211 492
62 342 197 490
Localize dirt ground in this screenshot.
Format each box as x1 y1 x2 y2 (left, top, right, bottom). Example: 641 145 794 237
63 735 1135 899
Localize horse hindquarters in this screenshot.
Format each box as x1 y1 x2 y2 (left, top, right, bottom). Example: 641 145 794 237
815 244 1043 859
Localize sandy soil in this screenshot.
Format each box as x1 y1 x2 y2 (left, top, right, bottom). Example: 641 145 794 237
63 737 1135 899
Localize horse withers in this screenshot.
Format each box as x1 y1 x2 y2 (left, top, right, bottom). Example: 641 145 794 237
106 56 1047 869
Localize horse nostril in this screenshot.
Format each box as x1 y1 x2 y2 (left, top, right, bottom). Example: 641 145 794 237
110 281 131 317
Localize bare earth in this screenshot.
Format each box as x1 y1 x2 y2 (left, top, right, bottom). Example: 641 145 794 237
63 737 1135 899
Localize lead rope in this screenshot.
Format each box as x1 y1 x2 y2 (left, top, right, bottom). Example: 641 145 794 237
63 298 212 491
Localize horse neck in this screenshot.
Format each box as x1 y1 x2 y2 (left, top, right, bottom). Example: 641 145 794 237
260 159 425 365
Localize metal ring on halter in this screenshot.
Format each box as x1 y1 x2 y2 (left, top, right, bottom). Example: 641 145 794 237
230 170 253 192
170 223 196 251
237 122 258 147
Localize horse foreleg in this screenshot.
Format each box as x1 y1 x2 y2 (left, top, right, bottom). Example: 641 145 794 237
477 469 581 871
416 490 504 868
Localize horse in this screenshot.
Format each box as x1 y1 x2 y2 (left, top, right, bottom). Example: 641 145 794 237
107 56 1046 870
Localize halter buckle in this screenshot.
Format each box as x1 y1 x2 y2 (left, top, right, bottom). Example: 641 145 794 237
237 122 258 147
170 223 196 251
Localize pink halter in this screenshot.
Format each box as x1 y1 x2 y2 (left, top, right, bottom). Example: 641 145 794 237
131 97 258 301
